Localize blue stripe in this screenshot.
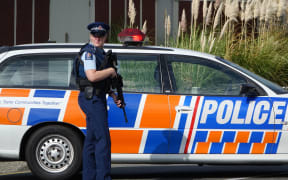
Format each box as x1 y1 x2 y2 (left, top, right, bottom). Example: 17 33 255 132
265 143 273 154
184 96 192 106
222 131 236 142
210 142 224 154
194 131 208 142
27 108 60 125
108 93 141 128
250 132 264 143
168 130 184 153
237 143 252 154
179 114 187 129
269 132 282 154
34 90 66 98
177 96 191 129
144 130 169 154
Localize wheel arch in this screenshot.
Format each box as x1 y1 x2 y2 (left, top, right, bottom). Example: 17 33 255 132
19 122 85 161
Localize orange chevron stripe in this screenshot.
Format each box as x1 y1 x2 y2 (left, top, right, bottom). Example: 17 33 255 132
0 108 24 125
63 91 86 127
208 131 222 142
235 131 250 143
110 130 143 153
168 95 181 128
0 89 30 97
263 132 278 143
223 142 238 154
251 143 266 154
140 94 170 128
195 142 210 154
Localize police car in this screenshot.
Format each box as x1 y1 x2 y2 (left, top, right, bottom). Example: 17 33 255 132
0 30 288 180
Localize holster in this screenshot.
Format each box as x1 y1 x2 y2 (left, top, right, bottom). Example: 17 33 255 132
84 86 94 100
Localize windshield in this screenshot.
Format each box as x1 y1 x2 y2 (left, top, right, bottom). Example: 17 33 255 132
216 57 288 94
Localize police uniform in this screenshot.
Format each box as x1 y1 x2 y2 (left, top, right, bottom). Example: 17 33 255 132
77 22 112 180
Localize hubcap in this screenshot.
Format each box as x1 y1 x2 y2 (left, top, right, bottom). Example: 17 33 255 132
36 134 74 173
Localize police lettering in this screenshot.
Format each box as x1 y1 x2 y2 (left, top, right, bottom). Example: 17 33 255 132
200 100 287 125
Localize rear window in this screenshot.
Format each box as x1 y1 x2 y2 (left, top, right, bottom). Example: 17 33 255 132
0 54 76 89
217 57 288 94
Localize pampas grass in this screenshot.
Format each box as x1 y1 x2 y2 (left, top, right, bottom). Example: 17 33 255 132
180 9 187 33
203 0 208 23
244 0 253 23
206 2 213 26
260 0 268 22
224 0 239 20
114 0 288 86
164 15 171 46
214 0 222 10
254 0 261 19
240 0 245 21
200 30 206 52
176 21 181 47
128 0 136 28
167 16 171 37
192 0 200 23
213 2 224 30
190 0 200 49
277 0 287 18
209 37 216 53
141 20 147 34
219 18 237 40
265 0 278 23
162 0 288 87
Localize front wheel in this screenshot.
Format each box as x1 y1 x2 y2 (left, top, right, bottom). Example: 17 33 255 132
25 125 83 180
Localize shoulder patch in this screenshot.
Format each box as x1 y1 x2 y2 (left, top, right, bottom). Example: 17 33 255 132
85 52 93 60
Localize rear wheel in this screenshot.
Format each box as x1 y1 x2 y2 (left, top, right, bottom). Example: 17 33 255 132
25 125 83 180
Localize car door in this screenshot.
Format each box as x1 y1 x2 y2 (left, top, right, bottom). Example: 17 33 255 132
107 54 171 154
164 55 279 155
0 53 86 153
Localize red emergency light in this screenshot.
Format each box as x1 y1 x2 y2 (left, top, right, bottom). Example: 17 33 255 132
118 28 145 46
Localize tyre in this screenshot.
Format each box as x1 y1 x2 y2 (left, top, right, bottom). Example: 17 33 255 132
25 125 83 180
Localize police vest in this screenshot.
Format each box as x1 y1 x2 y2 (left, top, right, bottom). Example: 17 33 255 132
74 43 109 92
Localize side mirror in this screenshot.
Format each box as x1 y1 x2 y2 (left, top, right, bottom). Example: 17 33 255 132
240 83 259 97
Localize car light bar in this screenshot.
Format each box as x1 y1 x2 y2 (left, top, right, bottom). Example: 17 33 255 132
118 28 145 46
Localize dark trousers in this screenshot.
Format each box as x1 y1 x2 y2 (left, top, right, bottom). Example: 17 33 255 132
78 92 111 180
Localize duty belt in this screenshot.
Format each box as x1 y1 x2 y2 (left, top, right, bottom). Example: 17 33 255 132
78 79 106 96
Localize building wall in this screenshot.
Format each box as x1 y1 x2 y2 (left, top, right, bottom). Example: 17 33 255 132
0 0 14 46
35 0 50 43
1 0 163 46
49 0 94 43
155 0 178 45
0 0 49 46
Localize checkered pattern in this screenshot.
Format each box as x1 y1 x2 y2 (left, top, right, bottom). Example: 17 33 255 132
191 130 281 154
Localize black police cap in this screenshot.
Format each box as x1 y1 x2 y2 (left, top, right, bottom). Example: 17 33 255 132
87 22 110 37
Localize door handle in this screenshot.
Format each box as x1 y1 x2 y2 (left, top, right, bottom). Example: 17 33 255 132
175 106 193 112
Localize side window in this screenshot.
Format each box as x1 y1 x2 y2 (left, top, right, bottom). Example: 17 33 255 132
0 55 75 88
117 54 161 93
167 55 247 96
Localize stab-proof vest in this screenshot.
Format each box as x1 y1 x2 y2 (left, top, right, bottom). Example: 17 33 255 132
74 43 108 92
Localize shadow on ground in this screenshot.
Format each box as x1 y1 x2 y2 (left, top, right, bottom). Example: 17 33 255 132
1 164 288 180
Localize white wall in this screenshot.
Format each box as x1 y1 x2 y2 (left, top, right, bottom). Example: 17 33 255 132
49 0 95 43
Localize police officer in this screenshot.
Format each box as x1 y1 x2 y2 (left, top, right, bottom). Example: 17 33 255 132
77 22 121 180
